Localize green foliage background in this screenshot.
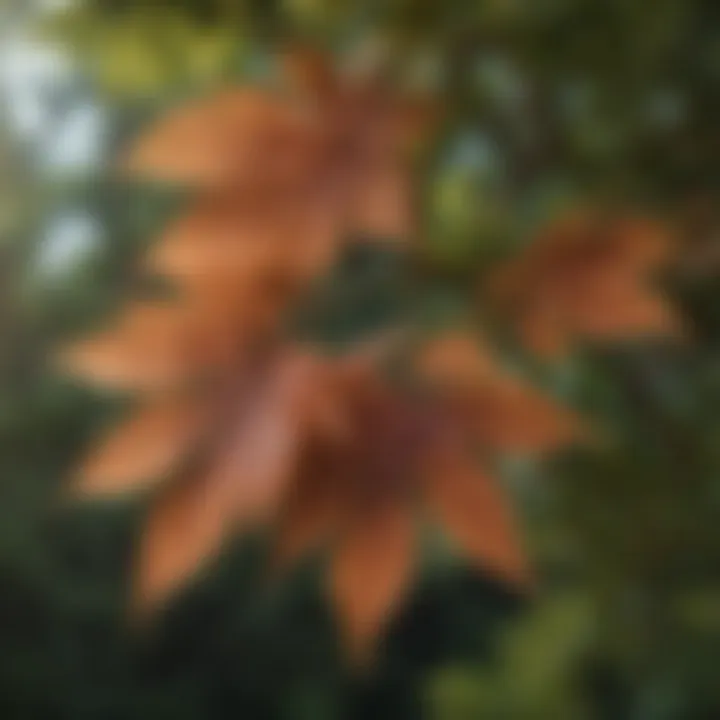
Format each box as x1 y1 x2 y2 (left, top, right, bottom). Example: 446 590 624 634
1 0 719 717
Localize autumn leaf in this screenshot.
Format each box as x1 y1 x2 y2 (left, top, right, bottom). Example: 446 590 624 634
66 319 582 654
415 331 585 452
487 213 682 357
57 47 657 665
124 88 319 189
125 46 434 261
272 448 346 570
267 344 566 656
425 443 532 588
328 499 416 666
67 48 440 637
73 395 208 497
133 469 236 616
132 351 325 612
150 189 341 307
58 302 234 391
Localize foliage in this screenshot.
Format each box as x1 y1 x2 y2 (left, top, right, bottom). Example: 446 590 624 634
0 0 718 718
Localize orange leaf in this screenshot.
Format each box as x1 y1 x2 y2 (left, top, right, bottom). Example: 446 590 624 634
459 379 583 453
73 396 207 498
565 278 683 340
151 190 341 315
415 331 498 388
216 353 322 525
132 470 237 615
272 445 347 569
416 332 584 452
426 447 531 588
149 196 282 282
486 213 680 357
328 500 415 665
124 89 318 188
132 352 322 612
58 302 236 391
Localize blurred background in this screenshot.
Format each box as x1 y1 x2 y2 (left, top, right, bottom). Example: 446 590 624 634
1 0 719 718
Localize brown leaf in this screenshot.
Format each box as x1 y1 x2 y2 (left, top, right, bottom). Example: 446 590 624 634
132 469 235 616
217 353 323 525
563 277 683 340
60 57 443 650
416 332 583 452
152 189 342 323
455 380 583 453
271 354 415 571
426 447 531 587
132 352 322 612
73 396 207 497
514 269 682 356
149 196 282 282
124 89 318 188
487 213 680 357
415 331 498 388
328 500 415 665
272 443 347 569
58 302 236 391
